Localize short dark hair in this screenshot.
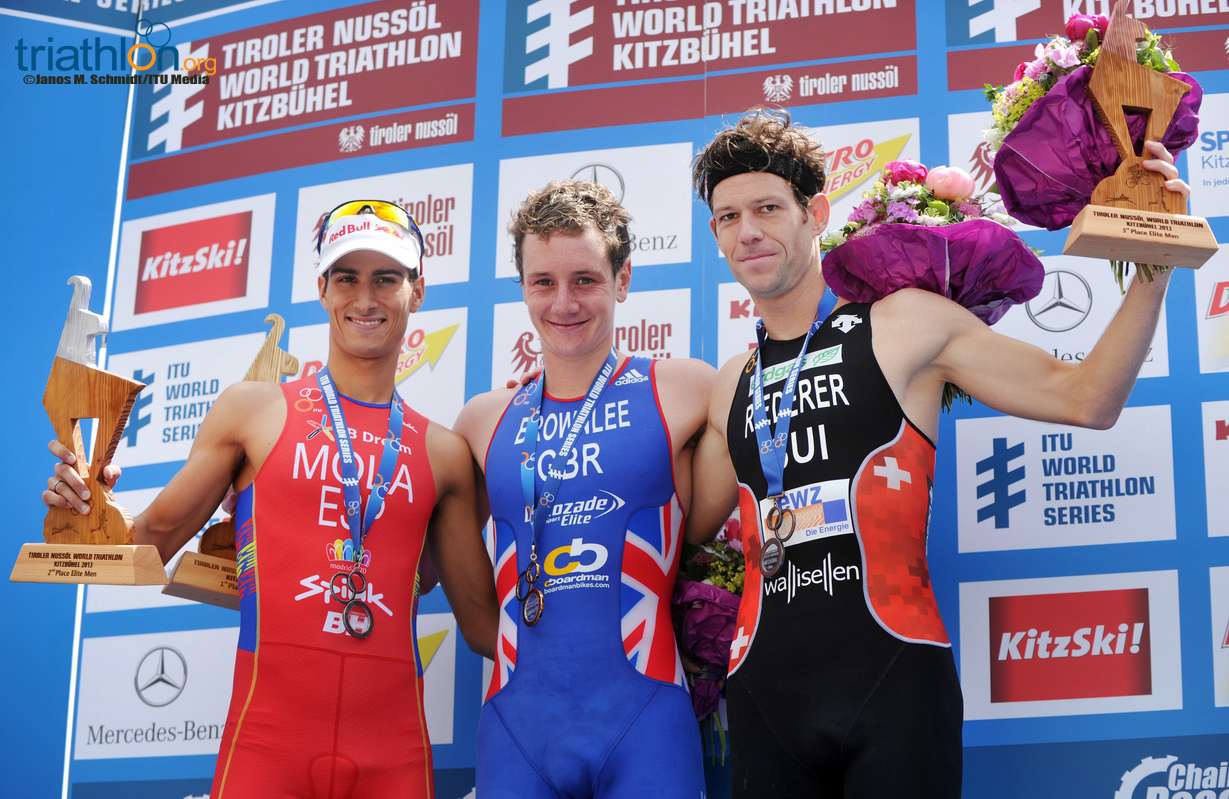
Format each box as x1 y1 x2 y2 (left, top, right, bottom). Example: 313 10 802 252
693 108 827 209
509 180 632 277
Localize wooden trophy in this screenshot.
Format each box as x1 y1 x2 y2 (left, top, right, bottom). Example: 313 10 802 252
10 277 164 585
1063 0 1217 268
162 314 298 609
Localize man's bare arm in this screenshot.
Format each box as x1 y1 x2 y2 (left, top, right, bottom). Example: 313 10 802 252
684 354 744 544
425 421 498 660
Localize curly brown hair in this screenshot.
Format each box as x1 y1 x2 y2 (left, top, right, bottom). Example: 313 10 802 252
693 108 827 209
509 180 632 277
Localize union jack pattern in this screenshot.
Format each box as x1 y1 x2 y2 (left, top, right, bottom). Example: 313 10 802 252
485 521 520 700
620 495 686 687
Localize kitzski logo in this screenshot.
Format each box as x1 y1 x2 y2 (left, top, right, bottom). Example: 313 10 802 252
831 314 862 334
614 368 649 386
524 0 594 88
763 552 859 604
997 621 1146 661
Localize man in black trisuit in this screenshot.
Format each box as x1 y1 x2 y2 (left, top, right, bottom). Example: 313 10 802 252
683 110 1189 797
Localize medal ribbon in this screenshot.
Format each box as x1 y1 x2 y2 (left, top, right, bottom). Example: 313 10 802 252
749 289 838 499
316 368 404 561
517 350 620 563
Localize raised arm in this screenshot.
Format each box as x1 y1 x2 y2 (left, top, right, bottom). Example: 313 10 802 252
682 355 744 544
45 381 275 564
877 143 1187 431
425 420 498 659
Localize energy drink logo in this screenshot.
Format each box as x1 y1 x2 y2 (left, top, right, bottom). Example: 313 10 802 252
823 133 911 205
397 324 460 383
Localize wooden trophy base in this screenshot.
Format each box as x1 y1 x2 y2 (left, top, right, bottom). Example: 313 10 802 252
1064 205 1218 268
10 543 166 585
162 552 240 610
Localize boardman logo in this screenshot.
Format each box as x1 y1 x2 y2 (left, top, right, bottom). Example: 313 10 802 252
524 0 594 88
1026 270 1093 333
134 646 188 707
570 162 625 202
975 437 1026 529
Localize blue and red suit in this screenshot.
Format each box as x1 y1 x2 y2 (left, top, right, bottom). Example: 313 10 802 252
478 357 705 798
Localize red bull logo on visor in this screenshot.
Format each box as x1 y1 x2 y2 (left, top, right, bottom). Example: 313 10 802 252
989 588 1152 704
135 211 252 314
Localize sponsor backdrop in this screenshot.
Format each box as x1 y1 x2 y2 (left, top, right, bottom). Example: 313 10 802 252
4 1 1228 797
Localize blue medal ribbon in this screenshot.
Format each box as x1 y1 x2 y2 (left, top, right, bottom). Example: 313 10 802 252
516 350 620 586
749 289 838 501
316 368 404 562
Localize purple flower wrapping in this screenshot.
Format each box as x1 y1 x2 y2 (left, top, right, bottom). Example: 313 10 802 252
994 66 1202 230
821 219 1044 325
672 579 741 718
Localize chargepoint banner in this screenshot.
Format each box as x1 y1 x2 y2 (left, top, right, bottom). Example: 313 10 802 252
45 2 1227 798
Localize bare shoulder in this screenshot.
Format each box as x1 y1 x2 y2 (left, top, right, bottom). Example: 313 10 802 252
209 381 284 434
652 356 717 392
426 420 473 484
708 350 755 433
452 387 517 465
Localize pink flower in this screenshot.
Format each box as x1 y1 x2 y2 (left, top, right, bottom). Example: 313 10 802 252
925 166 976 202
1024 57 1049 81
1066 13 1109 42
957 200 983 218
883 159 927 185
1013 61 1028 81
848 198 880 224
886 200 919 223
1046 41 1081 69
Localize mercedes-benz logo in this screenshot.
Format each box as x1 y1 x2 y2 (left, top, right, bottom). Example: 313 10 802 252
569 163 625 202
134 646 187 707
1025 269 1093 333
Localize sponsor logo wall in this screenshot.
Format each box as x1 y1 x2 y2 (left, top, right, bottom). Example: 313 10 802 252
490 288 691 389
288 306 469 426
956 406 1176 551
1212 567 1229 708
38 1 1226 797
494 143 693 276
112 195 275 330
959 571 1182 719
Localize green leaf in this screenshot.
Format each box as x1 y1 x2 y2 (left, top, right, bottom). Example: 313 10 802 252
1084 29 1099 51
926 200 950 216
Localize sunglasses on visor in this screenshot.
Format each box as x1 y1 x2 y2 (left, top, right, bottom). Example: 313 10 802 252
314 199 426 267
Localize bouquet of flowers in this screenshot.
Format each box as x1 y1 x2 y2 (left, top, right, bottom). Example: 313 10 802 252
672 518 745 759
983 12 1201 285
820 159 1045 407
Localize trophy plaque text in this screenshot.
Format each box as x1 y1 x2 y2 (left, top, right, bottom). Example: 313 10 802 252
162 314 298 608
10 277 164 585
1063 1 1217 268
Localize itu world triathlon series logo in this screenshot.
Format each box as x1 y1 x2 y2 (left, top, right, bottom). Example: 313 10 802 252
975 437 1026 529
